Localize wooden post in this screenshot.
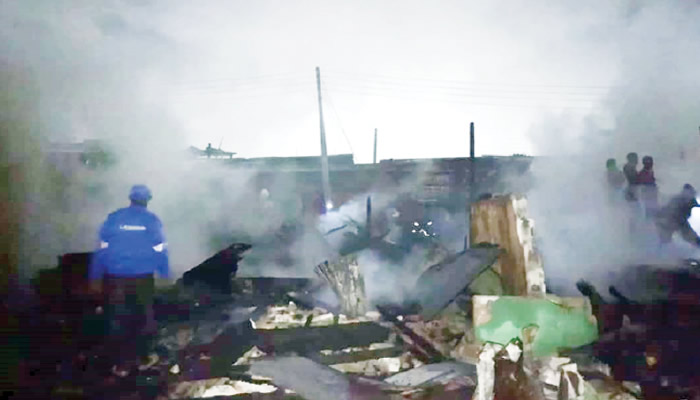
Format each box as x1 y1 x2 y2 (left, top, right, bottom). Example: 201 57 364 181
470 194 546 296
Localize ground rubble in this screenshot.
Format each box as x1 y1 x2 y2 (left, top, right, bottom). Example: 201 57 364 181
18 194 700 399
151 248 633 400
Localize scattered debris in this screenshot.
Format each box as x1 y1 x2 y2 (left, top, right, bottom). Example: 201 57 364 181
24 192 694 399
384 361 476 387
329 356 402 377
170 377 279 399
252 301 379 329
233 346 267 366
316 342 405 366
248 356 390 400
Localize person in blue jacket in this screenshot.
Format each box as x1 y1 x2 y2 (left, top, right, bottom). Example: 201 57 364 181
89 184 170 376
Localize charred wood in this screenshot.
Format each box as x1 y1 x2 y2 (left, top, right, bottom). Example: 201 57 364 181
181 243 252 295
314 255 367 318
255 321 390 356
375 305 444 364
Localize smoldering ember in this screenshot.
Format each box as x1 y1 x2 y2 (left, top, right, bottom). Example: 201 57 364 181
2 138 700 400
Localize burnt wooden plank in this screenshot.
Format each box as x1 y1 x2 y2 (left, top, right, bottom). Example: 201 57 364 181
255 322 390 355
181 243 252 294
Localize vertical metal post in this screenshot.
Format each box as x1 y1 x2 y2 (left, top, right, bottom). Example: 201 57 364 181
467 122 476 249
316 67 332 209
373 128 378 164
366 196 372 238
470 122 475 194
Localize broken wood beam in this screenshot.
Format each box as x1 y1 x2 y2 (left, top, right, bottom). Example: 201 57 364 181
314 254 367 318
255 322 390 355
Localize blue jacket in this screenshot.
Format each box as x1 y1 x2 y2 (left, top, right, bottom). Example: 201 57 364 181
89 204 170 280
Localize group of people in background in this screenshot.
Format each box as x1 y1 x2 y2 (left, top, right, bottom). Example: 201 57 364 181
606 153 700 249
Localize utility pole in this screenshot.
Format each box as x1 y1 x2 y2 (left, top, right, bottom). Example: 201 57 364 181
470 122 475 195
373 128 378 164
316 67 332 209
466 122 476 249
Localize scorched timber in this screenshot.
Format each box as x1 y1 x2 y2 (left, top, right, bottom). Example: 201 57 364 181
375 305 444 364
315 255 368 318
181 243 251 294
255 322 390 355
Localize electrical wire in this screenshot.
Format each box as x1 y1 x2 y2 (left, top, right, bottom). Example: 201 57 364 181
322 80 603 103
330 91 598 112
169 71 310 89
156 70 612 112
323 85 601 111
321 80 607 101
321 78 354 156
323 70 617 90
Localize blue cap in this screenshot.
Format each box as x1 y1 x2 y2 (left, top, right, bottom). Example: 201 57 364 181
129 184 152 203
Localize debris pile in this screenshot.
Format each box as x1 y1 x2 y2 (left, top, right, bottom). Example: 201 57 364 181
18 192 700 399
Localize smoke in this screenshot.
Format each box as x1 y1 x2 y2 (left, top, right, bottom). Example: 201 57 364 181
525 1 700 295
0 1 310 279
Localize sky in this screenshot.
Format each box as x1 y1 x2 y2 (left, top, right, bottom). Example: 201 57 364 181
1 0 661 163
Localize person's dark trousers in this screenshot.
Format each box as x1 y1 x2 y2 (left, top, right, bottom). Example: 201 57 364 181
103 273 156 368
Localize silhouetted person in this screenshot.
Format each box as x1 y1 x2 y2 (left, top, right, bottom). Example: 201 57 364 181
206 143 213 158
89 185 170 376
637 155 659 218
655 184 700 248
623 152 639 202
606 158 625 202
312 192 327 216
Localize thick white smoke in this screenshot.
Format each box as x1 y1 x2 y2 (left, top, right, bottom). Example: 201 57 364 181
0 1 309 278
525 1 700 295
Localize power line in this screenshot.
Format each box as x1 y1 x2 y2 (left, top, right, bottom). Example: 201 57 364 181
169 71 310 89
324 70 617 90
322 80 603 103
168 82 312 97
323 86 601 111
321 79 354 156
170 80 313 95
322 75 609 98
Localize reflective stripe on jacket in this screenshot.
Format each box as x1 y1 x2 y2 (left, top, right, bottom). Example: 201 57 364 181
89 205 170 280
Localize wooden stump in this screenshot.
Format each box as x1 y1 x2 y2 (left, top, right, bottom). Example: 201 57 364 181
314 254 368 318
470 194 546 296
